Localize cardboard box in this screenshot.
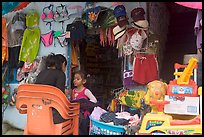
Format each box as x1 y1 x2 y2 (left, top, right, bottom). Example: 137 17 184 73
164 95 199 115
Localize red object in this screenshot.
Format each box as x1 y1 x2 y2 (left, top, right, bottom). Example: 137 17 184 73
12 2 31 12
150 100 170 112
133 54 158 84
170 116 200 126
175 2 202 10
174 63 198 69
167 79 198 97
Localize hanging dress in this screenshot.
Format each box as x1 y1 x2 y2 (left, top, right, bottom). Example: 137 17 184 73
18 9 41 63
2 17 9 65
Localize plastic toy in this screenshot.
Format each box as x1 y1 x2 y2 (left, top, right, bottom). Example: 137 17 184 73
167 57 198 97
138 58 202 135
138 96 202 134
144 80 167 113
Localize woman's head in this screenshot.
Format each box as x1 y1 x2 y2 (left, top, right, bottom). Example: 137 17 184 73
55 54 67 72
46 53 56 68
73 70 87 87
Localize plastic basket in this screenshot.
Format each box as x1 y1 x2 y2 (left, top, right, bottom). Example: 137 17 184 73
89 116 125 135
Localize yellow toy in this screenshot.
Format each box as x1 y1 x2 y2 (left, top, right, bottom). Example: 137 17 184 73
175 57 197 85
138 58 202 135
144 80 167 113
168 57 198 97
138 99 202 135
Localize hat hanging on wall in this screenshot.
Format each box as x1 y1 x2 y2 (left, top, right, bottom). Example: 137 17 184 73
113 5 127 18
116 15 129 28
131 20 149 30
113 25 126 40
131 7 145 22
96 7 116 28
113 5 129 28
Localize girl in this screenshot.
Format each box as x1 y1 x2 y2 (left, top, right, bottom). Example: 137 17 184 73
72 70 97 135
72 70 97 103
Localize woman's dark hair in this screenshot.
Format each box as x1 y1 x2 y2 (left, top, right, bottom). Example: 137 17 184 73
46 53 56 68
55 54 67 70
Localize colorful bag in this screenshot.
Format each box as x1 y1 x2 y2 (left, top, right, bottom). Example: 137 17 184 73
118 89 146 108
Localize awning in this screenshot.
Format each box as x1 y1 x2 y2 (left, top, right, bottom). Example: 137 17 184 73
2 2 31 16
175 2 202 10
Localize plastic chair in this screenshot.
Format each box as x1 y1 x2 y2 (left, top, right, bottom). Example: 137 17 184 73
16 84 80 135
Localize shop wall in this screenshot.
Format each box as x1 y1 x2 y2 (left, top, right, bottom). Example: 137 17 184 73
4 2 83 57
3 2 147 57
2 2 148 130
148 2 170 74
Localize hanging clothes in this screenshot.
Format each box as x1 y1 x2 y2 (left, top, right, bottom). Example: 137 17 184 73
18 27 41 63
18 9 40 64
194 9 202 51
2 17 9 65
71 42 79 68
26 9 40 28
7 12 26 68
132 54 159 85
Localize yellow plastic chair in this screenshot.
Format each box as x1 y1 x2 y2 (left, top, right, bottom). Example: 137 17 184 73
16 84 80 135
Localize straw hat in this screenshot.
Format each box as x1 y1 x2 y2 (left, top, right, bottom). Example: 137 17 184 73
113 25 126 40
131 20 149 30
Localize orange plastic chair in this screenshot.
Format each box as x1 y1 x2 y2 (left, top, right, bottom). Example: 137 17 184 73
16 84 80 135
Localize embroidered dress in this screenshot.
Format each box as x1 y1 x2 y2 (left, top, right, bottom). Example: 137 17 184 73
18 27 41 63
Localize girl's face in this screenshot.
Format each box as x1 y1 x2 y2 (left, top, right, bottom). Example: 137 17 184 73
73 73 86 87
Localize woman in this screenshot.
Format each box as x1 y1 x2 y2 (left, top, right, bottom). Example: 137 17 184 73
35 53 67 124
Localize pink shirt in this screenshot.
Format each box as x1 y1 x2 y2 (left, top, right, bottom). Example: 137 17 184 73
73 87 89 100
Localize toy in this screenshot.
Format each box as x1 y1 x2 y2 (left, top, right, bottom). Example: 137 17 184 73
138 58 202 135
144 80 167 113
138 97 202 135
167 57 198 97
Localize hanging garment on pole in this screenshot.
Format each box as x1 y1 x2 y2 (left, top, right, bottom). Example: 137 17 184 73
2 17 9 65
132 54 159 85
194 10 202 50
7 12 26 68
18 27 41 63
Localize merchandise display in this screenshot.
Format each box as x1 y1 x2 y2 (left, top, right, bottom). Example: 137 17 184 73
2 2 202 135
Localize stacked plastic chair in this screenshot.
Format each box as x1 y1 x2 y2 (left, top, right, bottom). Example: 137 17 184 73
16 84 80 135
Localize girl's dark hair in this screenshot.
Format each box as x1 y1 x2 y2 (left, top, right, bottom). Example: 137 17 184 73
74 70 87 80
55 54 67 70
46 53 56 68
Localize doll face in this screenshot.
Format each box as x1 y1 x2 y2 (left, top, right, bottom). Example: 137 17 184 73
148 81 167 100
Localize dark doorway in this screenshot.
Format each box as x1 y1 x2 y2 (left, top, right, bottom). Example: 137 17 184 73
79 34 123 108
160 3 197 83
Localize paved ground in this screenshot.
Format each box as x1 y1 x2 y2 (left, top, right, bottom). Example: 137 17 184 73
2 123 23 135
